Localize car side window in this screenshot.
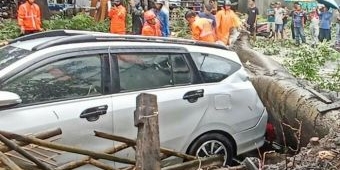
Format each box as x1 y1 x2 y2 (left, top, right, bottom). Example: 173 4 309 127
1 54 110 105
117 53 191 91
171 54 191 85
190 52 241 83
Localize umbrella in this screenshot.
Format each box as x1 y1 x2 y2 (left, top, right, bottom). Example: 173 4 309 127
316 0 339 9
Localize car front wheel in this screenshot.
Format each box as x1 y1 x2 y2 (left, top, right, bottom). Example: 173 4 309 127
187 133 234 166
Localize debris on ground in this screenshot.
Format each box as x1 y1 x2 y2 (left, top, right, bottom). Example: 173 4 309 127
263 127 340 170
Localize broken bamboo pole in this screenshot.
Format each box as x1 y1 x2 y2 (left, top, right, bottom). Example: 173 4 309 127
161 156 224 170
120 166 135 170
55 143 130 170
88 158 118 170
134 93 161 170
0 151 23 170
0 128 62 153
0 134 53 170
94 131 197 161
7 133 135 165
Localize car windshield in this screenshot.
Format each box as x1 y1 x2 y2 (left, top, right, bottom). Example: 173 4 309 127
0 45 32 71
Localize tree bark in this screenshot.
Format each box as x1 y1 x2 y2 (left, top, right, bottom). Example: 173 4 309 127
35 0 50 19
233 32 340 147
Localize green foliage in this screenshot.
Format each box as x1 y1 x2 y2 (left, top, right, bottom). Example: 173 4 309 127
0 13 122 41
251 39 281 56
43 13 110 32
284 44 322 81
319 65 340 94
0 19 21 40
284 42 340 92
170 7 190 39
263 43 280 55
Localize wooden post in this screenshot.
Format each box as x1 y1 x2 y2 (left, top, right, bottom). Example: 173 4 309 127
134 93 161 170
90 0 98 17
97 0 108 22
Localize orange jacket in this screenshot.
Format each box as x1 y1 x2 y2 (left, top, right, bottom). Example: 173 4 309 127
190 17 215 43
108 5 126 34
215 9 241 45
141 20 161 36
17 2 41 31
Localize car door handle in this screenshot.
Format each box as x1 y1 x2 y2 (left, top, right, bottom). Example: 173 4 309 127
183 89 204 103
80 105 108 122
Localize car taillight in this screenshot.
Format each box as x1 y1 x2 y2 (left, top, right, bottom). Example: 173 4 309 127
265 123 276 142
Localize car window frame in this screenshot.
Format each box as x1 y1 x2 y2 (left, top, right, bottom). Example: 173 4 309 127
111 52 201 93
190 52 242 83
0 50 112 109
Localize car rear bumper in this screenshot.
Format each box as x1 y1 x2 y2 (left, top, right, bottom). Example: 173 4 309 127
233 108 268 155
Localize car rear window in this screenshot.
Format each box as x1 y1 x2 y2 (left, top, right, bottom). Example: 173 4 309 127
0 45 32 71
191 52 241 83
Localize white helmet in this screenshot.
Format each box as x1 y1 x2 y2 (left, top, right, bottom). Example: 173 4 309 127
224 0 232 5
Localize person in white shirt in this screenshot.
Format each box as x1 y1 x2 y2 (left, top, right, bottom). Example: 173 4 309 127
335 8 340 47
309 7 319 47
274 2 285 40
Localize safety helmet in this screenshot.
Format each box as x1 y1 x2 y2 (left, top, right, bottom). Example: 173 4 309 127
224 0 231 6
144 10 156 20
155 0 164 4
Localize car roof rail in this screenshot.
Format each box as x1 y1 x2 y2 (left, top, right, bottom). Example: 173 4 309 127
32 33 229 51
9 30 110 44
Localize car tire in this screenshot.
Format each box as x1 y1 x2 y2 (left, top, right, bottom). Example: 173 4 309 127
187 133 234 165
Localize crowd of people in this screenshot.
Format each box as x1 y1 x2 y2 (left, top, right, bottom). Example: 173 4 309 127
16 0 245 46
108 0 243 46
258 1 340 47
15 0 340 47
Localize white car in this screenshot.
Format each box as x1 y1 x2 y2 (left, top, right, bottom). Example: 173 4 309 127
0 30 268 168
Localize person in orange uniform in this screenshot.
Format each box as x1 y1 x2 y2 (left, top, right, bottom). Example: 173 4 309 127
17 0 42 35
185 10 215 43
215 0 241 45
141 10 161 36
108 0 126 34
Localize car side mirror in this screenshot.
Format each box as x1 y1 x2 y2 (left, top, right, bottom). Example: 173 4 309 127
0 91 22 108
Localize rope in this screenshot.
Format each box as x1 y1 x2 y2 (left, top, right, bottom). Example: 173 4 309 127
139 111 159 119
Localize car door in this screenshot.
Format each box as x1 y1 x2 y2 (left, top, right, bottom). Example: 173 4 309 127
0 50 115 167
109 47 210 164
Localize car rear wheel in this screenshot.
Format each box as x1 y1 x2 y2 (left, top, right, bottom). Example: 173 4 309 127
187 133 234 166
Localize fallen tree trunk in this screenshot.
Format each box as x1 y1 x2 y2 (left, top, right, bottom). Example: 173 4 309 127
233 32 340 147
